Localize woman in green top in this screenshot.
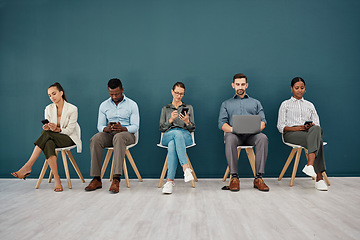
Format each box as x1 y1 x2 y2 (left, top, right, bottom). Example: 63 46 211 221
159 82 196 194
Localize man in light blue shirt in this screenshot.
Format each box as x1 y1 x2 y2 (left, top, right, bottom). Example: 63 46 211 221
85 78 140 193
218 73 269 192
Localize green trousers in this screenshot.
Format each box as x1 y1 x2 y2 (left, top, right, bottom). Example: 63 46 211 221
34 130 75 159
283 125 326 173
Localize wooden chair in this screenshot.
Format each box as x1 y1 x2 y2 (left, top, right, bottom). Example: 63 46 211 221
278 136 330 187
100 131 142 188
35 145 85 189
222 145 256 182
157 132 197 188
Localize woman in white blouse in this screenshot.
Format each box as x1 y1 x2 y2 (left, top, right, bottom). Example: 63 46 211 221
11 82 82 192
277 77 328 191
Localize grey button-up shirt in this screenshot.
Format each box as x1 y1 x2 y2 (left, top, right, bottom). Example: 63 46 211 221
218 94 266 130
159 103 195 132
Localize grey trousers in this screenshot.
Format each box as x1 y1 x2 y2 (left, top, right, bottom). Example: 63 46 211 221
283 125 326 173
90 131 135 176
224 132 268 175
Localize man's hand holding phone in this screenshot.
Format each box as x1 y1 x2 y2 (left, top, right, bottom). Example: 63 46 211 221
111 122 123 132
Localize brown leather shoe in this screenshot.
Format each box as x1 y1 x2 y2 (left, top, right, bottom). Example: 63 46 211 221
229 177 240 191
109 179 120 193
254 178 269 191
85 178 102 191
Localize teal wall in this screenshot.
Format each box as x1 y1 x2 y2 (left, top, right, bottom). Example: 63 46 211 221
1 0 359 179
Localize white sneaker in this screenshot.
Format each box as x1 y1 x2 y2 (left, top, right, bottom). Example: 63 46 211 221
162 181 175 194
315 180 328 191
184 168 194 182
302 165 316 178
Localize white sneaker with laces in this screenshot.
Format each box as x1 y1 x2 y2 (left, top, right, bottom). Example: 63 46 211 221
315 180 328 191
162 181 175 194
184 168 194 182
302 165 316 178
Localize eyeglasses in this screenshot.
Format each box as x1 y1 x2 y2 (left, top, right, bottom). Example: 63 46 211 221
173 91 185 96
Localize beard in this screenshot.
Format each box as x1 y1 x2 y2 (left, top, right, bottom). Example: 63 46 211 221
236 89 245 96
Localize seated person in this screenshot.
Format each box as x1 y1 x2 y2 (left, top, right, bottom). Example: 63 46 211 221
277 77 328 191
159 82 195 194
218 73 269 192
84 78 139 194
11 82 82 192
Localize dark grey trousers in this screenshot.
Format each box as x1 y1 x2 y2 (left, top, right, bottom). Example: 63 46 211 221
283 125 326 173
224 132 268 175
90 131 135 176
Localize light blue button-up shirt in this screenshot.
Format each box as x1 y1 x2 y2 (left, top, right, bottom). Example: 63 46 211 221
218 94 266 130
97 95 139 133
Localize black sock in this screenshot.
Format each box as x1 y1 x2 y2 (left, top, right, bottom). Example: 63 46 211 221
94 176 101 182
255 173 262 179
231 173 239 179
113 174 121 181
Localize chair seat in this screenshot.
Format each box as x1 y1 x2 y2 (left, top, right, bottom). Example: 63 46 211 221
55 145 77 151
283 142 327 148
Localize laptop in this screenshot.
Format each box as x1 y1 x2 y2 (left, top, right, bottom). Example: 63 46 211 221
232 115 261 134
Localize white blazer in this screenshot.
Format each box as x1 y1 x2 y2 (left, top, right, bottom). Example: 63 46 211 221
44 101 82 153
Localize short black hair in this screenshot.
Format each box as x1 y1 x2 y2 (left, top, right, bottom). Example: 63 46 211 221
233 73 247 83
108 78 123 89
291 77 305 87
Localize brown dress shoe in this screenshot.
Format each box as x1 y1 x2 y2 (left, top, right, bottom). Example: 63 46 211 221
85 178 102 191
109 179 120 193
229 177 240 191
254 178 269 191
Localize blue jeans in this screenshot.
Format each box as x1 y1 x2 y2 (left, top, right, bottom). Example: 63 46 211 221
161 128 193 180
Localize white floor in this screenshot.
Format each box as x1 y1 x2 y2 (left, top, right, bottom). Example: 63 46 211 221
0 177 359 240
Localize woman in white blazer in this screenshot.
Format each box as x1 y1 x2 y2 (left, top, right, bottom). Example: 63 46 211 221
11 82 82 192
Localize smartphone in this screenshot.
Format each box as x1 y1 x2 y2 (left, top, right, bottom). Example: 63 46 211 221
109 122 116 125
41 119 49 125
181 107 189 115
304 121 313 125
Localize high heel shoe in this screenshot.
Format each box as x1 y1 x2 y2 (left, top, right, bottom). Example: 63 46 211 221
54 184 63 192
11 171 31 180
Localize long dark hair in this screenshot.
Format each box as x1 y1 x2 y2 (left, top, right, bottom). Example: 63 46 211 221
291 77 305 87
172 82 185 91
48 82 67 101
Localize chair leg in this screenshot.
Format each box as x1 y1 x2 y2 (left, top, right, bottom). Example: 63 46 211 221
222 166 230 182
245 148 256 177
290 148 302 187
48 170 53 183
66 150 85 183
123 159 130 188
186 154 198 182
101 149 113 180
278 148 297 181
158 154 169 188
35 160 49 189
110 155 115 182
61 150 72 189
222 148 241 182
125 150 143 182
322 172 331 186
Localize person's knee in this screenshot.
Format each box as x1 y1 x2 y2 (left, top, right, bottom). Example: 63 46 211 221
90 132 105 146
225 133 239 147
113 132 129 146
41 130 51 137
